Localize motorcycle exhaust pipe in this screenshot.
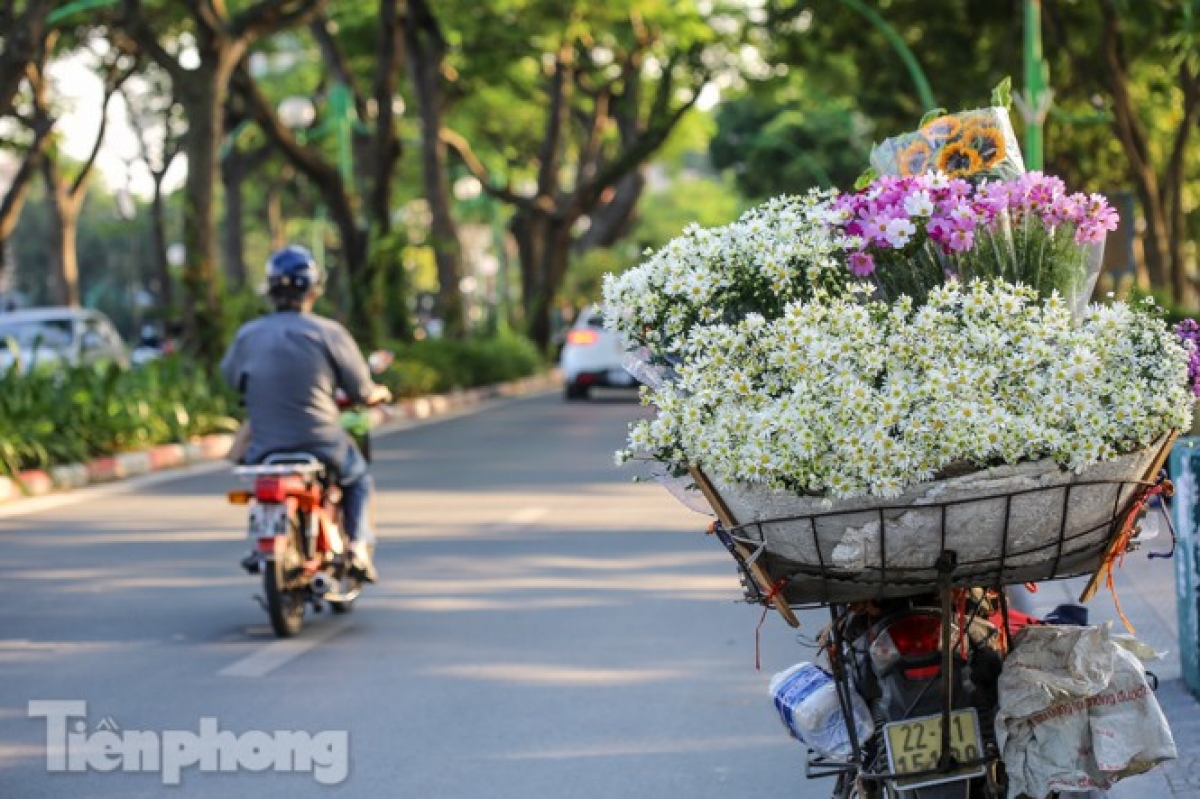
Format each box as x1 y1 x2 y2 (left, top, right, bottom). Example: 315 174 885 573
310 573 332 595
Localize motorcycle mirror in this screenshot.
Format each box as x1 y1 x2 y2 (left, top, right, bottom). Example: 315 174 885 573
368 350 395 374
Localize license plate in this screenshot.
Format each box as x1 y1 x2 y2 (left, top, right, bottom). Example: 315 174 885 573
883 708 985 790
607 369 634 386
248 503 288 538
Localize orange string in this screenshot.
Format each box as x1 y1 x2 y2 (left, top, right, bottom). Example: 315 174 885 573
755 578 788 671
1097 481 1171 634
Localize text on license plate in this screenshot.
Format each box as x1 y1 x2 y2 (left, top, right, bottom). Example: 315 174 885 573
248 503 288 538
883 708 985 790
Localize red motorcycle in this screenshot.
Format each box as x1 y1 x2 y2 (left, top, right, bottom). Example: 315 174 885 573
229 452 367 637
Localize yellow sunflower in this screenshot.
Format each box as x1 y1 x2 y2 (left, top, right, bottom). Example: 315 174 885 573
897 138 934 177
966 125 1006 168
937 141 983 177
919 114 963 145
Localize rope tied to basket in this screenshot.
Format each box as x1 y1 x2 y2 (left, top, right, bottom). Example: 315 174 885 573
756 577 789 670
1096 477 1174 634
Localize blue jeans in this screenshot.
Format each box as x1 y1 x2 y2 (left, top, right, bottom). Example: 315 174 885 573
338 442 373 545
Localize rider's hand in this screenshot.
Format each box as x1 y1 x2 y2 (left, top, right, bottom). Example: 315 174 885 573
367 385 393 406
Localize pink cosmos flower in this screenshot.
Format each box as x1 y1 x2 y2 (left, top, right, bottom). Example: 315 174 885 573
848 251 876 277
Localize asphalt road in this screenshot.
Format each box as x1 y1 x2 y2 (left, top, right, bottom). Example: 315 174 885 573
0 389 832 799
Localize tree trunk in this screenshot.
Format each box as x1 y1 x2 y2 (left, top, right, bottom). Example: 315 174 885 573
59 211 81 308
220 144 270 290
574 170 646 252
176 58 229 366
266 184 286 250
406 0 462 337
40 154 85 308
221 152 249 290
149 177 173 308
512 208 573 352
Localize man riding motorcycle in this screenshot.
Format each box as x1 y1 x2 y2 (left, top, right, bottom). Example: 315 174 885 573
220 244 391 582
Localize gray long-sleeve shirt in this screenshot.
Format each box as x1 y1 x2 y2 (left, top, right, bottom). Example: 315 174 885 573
220 311 376 469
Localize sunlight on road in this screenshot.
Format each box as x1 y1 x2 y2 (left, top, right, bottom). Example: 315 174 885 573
489 734 789 761
425 663 687 686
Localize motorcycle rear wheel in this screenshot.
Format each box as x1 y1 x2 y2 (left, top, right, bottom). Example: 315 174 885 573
264 514 307 637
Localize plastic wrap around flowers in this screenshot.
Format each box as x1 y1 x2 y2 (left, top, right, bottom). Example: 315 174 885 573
828 171 1119 316
870 106 1025 182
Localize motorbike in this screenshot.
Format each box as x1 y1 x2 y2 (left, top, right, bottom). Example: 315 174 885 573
228 351 394 638
228 451 368 638
783 553 1165 799
815 586 1028 799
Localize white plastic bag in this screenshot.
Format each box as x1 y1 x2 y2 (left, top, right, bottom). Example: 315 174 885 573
769 662 874 760
995 624 1176 797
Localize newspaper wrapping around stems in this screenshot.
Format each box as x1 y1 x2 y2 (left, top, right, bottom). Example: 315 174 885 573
995 624 1176 797
769 662 874 761
708 440 1164 587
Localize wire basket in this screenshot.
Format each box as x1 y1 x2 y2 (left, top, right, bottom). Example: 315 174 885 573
693 434 1175 608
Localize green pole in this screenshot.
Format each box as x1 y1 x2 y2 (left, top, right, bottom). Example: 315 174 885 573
329 84 354 186
839 0 937 111
1024 0 1046 170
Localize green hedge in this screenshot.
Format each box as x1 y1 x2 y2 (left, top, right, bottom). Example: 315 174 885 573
0 357 240 478
0 332 547 478
377 332 546 398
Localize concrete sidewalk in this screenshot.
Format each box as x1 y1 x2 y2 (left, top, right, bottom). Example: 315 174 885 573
1022 548 1200 798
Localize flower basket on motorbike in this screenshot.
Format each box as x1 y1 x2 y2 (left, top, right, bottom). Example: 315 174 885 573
690 431 1175 611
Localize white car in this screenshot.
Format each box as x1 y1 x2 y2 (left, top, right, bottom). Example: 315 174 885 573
0 307 129 374
559 305 636 400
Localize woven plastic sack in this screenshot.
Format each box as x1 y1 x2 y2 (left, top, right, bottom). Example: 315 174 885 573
870 106 1025 182
994 624 1176 797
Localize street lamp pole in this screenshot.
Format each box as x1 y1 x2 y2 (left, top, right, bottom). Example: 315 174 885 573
1022 0 1049 170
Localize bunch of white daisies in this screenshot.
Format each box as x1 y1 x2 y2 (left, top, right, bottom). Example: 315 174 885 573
617 280 1192 499
601 190 858 360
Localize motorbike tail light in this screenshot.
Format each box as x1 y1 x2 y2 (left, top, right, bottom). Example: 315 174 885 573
566 329 599 346
870 612 943 678
254 476 306 503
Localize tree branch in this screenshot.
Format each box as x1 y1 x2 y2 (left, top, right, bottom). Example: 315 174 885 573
0 118 53 239
0 0 54 119
536 45 573 194
67 62 137 199
439 127 528 208
310 14 368 120
118 0 188 83
230 64 341 194
228 0 327 49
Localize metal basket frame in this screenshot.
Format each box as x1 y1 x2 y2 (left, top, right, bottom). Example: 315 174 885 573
723 475 1156 607
689 432 1176 625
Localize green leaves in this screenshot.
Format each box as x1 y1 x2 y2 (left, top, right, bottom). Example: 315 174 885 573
990 77 1012 110
0 358 239 479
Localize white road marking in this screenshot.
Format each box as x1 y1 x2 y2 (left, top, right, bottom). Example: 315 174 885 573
218 624 347 678
486 506 549 535
508 507 548 525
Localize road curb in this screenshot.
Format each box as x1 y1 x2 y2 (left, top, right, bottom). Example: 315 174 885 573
0 371 561 506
